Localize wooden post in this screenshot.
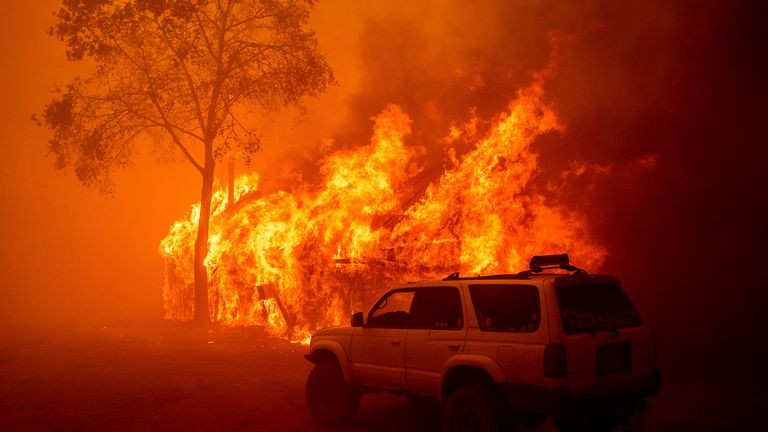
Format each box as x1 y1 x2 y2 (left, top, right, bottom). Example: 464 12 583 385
227 157 235 207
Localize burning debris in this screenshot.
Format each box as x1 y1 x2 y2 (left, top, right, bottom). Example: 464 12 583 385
160 77 606 343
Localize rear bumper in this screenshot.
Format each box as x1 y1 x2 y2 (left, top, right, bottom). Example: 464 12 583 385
500 370 661 415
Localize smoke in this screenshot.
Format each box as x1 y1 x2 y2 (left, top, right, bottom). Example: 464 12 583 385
192 0 768 373
2 0 766 381
302 0 768 376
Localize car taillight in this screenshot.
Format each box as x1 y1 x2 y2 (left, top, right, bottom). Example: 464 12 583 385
544 343 567 378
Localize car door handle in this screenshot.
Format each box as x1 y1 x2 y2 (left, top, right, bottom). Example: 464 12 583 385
447 345 461 351
390 340 401 347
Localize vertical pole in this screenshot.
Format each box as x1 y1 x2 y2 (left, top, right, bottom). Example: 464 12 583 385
227 156 235 207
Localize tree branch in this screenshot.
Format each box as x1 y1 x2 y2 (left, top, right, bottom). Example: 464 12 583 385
152 15 208 133
144 83 204 172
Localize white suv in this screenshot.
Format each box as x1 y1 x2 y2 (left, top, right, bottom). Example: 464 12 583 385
305 254 661 431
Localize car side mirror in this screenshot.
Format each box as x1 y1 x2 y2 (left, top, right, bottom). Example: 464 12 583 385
351 312 364 327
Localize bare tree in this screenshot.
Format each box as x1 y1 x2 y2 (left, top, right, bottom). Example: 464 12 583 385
38 0 334 322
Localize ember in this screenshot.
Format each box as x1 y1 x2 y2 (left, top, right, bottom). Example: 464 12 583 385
160 74 606 342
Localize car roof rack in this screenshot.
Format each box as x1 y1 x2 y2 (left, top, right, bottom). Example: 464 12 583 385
442 253 587 281
443 272 531 281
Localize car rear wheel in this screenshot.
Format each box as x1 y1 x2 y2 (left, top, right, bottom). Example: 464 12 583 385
555 398 648 432
442 385 512 432
554 412 622 432
614 398 648 431
306 361 360 425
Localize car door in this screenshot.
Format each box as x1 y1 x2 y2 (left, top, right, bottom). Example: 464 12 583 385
349 289 414 390
405 285 466 396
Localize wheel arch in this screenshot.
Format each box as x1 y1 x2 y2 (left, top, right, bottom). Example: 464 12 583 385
438 355 507 401
306 340 354 384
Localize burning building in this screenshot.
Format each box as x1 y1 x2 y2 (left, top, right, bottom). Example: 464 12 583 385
159 73 606 343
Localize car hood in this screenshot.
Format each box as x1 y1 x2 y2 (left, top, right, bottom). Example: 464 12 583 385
312 326 354 339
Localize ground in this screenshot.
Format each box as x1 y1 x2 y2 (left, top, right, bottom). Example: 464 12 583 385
1 321 765 431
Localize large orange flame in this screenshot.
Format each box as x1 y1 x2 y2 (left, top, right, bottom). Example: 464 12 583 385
160 76 606 343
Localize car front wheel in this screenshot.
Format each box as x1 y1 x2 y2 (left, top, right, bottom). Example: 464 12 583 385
305 361 360 425
442 385 511 432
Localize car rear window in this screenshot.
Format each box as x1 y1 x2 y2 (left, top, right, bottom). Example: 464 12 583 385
468 284 540 332
556 282 642 335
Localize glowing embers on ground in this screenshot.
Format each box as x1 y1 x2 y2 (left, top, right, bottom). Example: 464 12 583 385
159 81 606 343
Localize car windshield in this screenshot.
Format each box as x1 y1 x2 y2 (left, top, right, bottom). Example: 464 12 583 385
556 282 642 335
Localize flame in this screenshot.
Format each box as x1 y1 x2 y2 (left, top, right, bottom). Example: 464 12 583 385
159 79 606 342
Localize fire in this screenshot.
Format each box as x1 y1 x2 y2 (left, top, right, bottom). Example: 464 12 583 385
159 77 606 342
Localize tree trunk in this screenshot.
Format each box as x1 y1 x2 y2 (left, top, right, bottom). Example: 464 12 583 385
193 162 215 322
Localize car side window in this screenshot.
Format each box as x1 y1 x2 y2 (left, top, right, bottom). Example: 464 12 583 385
367 290 415 328
469 284 540 332
408 287 463 330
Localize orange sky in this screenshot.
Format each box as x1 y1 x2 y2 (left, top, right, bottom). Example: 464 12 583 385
1 1 184 324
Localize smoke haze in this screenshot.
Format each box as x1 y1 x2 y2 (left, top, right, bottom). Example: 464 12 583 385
1 0 766 381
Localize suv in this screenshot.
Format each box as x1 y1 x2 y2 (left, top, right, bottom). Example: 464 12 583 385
305 254 660 431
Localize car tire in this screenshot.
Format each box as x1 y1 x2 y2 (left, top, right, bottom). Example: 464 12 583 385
442 385 512 432
614 398 648 431
306 361 360 425
555 398 647 432
553 413 616 432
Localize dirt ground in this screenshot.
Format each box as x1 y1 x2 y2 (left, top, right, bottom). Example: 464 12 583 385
1 321 766 432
